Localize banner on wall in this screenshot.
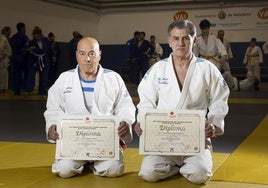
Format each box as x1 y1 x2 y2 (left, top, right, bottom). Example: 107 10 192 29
174 6 268 31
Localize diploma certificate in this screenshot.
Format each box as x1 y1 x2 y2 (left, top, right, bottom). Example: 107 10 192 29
139 109 205 156
56 115 119 160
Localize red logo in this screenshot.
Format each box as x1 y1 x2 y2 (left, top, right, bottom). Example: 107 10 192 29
173 11 188 20
169 111 175 118
85 117 91 123
258 7 268 19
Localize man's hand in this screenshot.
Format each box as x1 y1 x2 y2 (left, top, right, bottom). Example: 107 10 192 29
134 122 143 136
118 121 130 138
48 124 59 141
118 121 132 143
220 55 227 64
205 123 216 138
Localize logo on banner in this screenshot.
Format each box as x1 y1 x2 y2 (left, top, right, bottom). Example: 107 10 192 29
258 7 268 19
173 11 188 20
218 10 227 20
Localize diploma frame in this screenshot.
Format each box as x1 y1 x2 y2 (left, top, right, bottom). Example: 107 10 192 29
56 115 119 160
139 109 205 156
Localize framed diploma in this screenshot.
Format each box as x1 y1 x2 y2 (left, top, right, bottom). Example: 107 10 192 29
139 109 206 156
56 115 119 160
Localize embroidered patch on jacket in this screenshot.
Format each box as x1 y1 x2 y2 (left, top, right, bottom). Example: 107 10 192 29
143 67 154 80
123 90 130 98
103 68 113 73
221 78 228 88
157 77 168 84
63 87 72 93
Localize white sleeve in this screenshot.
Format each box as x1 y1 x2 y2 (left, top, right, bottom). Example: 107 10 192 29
113 75 136 142
114 75 136 124
156 43 163 57
207 67 230 135
258 46 263 63
44 77 65 143
226 41 233 59
216 38 227 57
243 47 249 64
262 41 268 55
136 69 159 122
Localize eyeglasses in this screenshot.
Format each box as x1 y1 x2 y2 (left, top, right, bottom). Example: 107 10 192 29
77 50 98 58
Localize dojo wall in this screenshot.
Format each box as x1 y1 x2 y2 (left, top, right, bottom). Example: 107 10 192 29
0 0 267 80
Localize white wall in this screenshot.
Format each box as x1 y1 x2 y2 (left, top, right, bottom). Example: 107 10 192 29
0 0 100 42
0 0 267 44
99 11 173 44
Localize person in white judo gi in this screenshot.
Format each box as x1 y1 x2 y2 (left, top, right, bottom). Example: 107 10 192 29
217 30 233 61
263 41 268 55
44 37 136 178
134 20 230 184
243 37 263 90
193 19 236 91
234 70 259 91
0 31 12 93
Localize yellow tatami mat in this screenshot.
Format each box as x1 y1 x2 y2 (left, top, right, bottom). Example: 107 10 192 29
0 142 233 188
213 114 268 185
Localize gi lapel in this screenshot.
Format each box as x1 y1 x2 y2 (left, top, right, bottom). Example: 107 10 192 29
175 58 196 109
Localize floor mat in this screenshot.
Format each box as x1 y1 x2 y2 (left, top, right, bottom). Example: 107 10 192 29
212 114 268 184
0 142 229 188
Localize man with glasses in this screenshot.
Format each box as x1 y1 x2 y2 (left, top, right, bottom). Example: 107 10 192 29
44 37 136 178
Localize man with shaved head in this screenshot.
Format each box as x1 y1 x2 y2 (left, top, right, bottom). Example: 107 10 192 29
44 37 136 178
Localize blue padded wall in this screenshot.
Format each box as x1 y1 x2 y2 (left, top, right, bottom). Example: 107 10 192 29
56 42 268 82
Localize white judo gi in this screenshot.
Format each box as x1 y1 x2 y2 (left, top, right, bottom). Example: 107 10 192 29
149 43 163 67
243 45 263 83
44 65 136 178
193 35 227 70
0 34 12 91
221 38 233 60
239 71 257 91
193 35 235 90
137 54 229 184
263 41 268 55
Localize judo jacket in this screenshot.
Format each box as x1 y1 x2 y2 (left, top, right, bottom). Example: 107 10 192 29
137 54 230 136
44 65 136 143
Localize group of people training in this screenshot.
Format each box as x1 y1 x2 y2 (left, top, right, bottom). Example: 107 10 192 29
44 19 229 184
124 19 267 91
125 31 164 85
193 19 265 92
0 23 60 96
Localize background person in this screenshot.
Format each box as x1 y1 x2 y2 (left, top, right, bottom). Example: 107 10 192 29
1 26 12 89
193 19 236 91
125 31 140 63
217 30 233 61
48 32 60 86
26 26 55 95
68 31 81 69
0 27 12 93
233 70 260 91
262 41 268 55
243 37 263 90
149 35 163 67
10 22 29 95
131 31 154 85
